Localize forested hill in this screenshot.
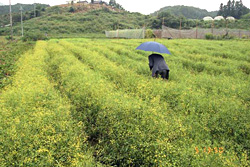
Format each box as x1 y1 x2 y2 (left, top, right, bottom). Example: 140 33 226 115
152 6 218 19
0 3 49 15
0 4 147 37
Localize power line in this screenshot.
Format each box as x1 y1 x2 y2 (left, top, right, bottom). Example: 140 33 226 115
34 0 36 18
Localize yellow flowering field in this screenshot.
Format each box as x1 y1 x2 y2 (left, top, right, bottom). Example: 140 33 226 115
0 38 249 166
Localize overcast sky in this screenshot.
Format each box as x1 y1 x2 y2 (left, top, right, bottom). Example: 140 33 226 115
1 0 250 15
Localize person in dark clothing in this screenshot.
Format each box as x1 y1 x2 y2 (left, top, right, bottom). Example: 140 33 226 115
148 53 170 80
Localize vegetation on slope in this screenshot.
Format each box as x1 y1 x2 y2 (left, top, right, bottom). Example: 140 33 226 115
1 2 250 38
0 4 147 38
0 3 49 15
217 0 250 19
0 4 49 26
152 5 218 19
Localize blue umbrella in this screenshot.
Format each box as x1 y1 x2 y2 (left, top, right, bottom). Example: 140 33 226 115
136 41 171 55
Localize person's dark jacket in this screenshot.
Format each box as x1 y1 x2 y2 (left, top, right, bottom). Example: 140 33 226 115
148 54 169 76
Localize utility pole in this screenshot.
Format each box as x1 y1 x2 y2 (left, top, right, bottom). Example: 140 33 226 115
117 21 120 39
179 18 182 38
9 0 13 40
196 21 198 39
211 20 214 34
34 1 36 18
20 6 24 37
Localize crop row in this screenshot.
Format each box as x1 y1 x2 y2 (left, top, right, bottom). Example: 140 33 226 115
0 42 98 166
48 40 250 166
69 39 249 106
103 40 250 78
108 39 250 63
45 42 188 166
63 39 250 166
102 39 250 77
45 44 225 166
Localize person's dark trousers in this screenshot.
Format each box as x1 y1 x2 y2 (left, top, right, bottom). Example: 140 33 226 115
155 70 169 80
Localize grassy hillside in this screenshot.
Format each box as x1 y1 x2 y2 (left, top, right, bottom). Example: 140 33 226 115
0 4 148 38
0 3 49 26
152 5 218 19
1 4 249 38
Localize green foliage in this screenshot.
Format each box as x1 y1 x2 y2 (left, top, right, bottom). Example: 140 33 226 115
152 5 218 19
0 38 34 89
21 32 48 41
109 0 124 10
1 38 250 166
217 0 250 19
205 33 215 40
0 8 148 37
0 42 101 166
241 13 250 19
0 3 49 15
45 38 249 166
145 29 155 38
1 4 249 38
205 33 236 40
69 6 75 13
149 11 197 29
0 4 48 26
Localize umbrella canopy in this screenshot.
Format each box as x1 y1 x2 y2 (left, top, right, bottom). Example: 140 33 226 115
136 41 171 55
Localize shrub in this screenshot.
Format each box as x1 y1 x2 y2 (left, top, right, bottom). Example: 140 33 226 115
205 33 215 40
241 35 248 39
5 35 14 40
21 32 48 41
69 7 75 13
145 29 155 38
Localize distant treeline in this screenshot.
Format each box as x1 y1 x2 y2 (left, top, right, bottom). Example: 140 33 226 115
0 4 49 26
218 0 250 19
0 3 49 15
0 3 250 37
152 6 218 19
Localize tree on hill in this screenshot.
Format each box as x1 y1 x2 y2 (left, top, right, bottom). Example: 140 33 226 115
218 3 224 16
109 0 124 10
217 0 250 19
109 0 114 6
152 6 217 19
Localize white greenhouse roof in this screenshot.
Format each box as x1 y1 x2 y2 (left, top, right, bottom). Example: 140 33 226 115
226 16 235 20
203 16 214 21
214 16 224 20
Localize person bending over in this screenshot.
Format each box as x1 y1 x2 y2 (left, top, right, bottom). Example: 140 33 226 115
148 53 170 80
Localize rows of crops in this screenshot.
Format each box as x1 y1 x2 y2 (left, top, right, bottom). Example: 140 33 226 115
0 38 34 89
0 38 249 166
